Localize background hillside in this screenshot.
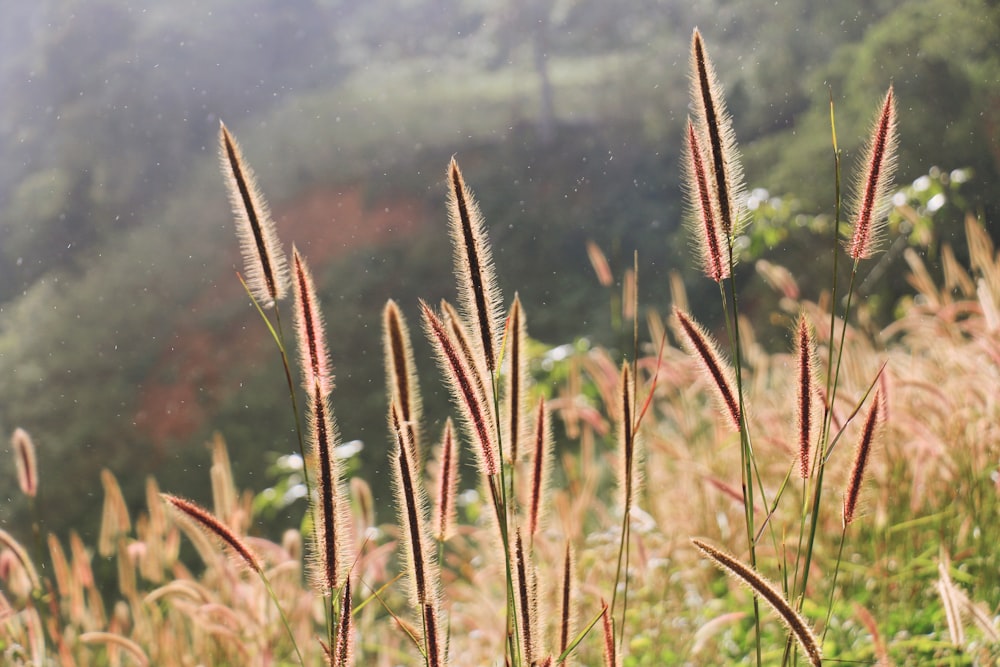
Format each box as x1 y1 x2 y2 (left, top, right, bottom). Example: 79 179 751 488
0 0 997 540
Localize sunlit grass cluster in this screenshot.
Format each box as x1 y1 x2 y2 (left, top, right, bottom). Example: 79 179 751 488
3 30 1000 666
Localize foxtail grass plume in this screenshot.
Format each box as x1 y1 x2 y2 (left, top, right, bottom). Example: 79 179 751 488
528 397 553 540
293 248 334 397
683 119 728 282
390 402 442 665
421 300 499 477
672 308 741 431
847 87 898 260
219 122 289 308
689 29 746 242
161 494 261 574
600 599 616 667
616 363 640 511
794 316 819 478
843 387 884 526
446 157 502 373
10 428 37 498
307 382 349 594
433 420 459 543
390 402 433 605
334 578 354 667
506 295 528 464
515 528 541 665
383 300 422 459
441 300 494 424
692 539 822 667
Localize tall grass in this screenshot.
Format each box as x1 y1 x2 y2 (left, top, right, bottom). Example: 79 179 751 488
2 29 999 666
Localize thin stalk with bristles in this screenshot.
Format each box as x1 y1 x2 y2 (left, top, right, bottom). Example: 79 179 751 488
447 157 520 663
793 88 898 643
558 544 573 666
390 402 441 667
610 362 636 651
162 494 305 665
693 539 822 667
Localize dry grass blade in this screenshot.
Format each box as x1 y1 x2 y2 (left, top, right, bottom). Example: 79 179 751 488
936 552 967 648
692 539 822 667
161 494 260 574
293 247 334 397
218 122 289 307
447 157 502 373
847 87 898 260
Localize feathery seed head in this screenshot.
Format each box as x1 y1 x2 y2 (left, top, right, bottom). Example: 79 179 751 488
293 247 334 396
843 386 884 526
161 494 261 573
433 420 459 543
692 538 822 667
421 300 498 477
219 122 289 307
672 307 742 431
683 119 729 282
794 316 820 478
528 397 553 541
446 157 502 372
306 382 349 594
390 402 436 608
383 299 422 459
506 294 529 464
848 87 898 260
689 29 746 242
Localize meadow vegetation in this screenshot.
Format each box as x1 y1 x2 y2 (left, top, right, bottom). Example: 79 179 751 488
2 27 1000 667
